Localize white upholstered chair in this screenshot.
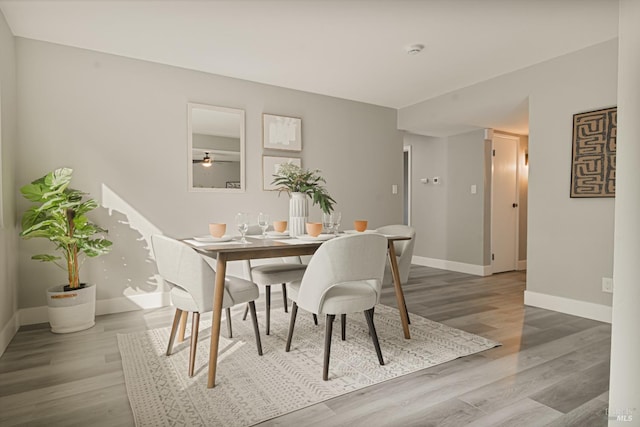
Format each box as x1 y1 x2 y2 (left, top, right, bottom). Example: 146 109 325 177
285 233 388 380
151 235 263 377
376 224 416 286
242 257 309 335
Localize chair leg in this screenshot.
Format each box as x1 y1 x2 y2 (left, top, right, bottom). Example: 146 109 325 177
405 302 411 325
226 308 233 338
285 302 298 352
188 312 200 377
166 309 182 356
323 314 336 381
281 283 288 313
178 310 188 342
248 301 263 356
364 308 384 366
313 313 318 326
265 285 271 335
242 303 249 321
341 314 346 341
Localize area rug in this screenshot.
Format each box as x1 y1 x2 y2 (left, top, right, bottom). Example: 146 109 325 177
117 304 499 426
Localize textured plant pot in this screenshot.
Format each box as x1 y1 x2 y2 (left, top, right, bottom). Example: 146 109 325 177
46 283 96 333
289 192 308 237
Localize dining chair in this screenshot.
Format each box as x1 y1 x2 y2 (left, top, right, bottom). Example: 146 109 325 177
376 224 416 286
151 235 263 377
285 233 388 380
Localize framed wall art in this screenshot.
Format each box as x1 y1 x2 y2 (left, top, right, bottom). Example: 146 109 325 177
263 113 302 151
263 156 301 191
570 106 617 198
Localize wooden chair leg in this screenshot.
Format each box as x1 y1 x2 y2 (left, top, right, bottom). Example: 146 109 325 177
178 310 188 342
166 309 182 356
313 313 318 326
242 303 249 321
364 308 384 366
341 313 346 341
248 301 263 356
323 314 336 381
226 308 233 338
188 312 200 377
281 283 288 313
265 285 271 335
285 302 298 352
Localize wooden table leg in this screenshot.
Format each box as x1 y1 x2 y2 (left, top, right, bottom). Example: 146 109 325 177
388 243 411 339
207 254 228 388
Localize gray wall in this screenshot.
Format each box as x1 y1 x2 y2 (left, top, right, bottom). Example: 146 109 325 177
400 39 617 308
15 38 403 309
0 10 18 350
405 129 491 266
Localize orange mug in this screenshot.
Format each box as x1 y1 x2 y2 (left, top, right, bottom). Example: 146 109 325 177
273 220 288 233
306 222 323 237
209 223 226 238
354 220 368 232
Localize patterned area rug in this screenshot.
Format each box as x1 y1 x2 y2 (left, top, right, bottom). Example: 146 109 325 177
118 304 499 426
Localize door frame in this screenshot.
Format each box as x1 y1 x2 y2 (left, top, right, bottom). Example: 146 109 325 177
403 145 412 226
490 133 521 273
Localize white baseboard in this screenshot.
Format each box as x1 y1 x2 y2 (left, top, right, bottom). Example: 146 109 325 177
0 311 20 357
18 292 171 326
412 256 491 276
524 290 612 323
517 260 527 270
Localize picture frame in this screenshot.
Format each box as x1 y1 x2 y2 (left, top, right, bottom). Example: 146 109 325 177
263 113 302 151
570 106 617 198
263 156 301 191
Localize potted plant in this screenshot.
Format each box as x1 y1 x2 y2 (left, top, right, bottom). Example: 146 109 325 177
20 168 112 333
271 163 335 236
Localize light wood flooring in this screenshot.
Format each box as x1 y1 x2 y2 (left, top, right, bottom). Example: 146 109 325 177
0 266 611 426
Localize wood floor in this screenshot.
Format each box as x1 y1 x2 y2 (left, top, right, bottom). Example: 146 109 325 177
0 266 611 426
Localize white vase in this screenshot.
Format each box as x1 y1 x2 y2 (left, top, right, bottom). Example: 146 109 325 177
46 283 96 333
289 192 308 237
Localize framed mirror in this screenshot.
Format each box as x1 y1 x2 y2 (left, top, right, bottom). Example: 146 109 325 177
188 103 245 192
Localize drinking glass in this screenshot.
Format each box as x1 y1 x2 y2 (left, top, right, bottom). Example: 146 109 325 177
235 212 249 243
258 212 270 238
322 212 333 235
332 211 342 235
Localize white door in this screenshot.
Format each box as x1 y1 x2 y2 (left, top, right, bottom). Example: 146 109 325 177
491 134 519 273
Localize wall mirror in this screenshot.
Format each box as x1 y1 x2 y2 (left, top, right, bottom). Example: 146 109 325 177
188 103 245 192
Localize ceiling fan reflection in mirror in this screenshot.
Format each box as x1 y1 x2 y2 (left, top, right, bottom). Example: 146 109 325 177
193 152 213 167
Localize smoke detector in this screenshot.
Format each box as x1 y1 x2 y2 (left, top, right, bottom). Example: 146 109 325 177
405 44 424 55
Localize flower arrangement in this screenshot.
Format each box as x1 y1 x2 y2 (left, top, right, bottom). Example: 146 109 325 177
271 163 335 214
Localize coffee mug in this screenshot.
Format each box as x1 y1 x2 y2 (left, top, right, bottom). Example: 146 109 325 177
209 223 226 238
306 222 323 237
354 220 368 232
273 220 288 233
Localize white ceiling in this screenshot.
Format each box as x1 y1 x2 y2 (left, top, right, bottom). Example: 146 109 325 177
0 0 619 133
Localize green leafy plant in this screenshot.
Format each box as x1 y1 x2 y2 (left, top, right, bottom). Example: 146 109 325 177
20 168 112 290
271 163 336 214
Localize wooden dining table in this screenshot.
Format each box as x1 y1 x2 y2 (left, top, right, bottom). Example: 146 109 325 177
186 233 411 388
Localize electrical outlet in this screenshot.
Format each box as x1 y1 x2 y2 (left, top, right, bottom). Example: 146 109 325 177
602 277 613 293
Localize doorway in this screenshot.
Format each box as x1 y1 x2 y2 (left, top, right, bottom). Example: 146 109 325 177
491 134 520 273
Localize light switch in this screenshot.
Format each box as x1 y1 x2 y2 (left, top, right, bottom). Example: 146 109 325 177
471 185 477 194
392 184 398 194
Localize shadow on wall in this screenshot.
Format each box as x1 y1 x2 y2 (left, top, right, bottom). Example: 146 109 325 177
93 184 165 304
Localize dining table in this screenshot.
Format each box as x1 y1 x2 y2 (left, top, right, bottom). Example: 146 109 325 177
184 232 411 388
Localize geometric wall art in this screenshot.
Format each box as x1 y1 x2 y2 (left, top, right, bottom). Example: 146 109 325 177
570 106 617 198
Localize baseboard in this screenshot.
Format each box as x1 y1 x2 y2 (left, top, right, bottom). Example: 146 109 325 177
18 292 171 326
0 311 20 357
411 256 491 276
517 260 527 270
524 290 612 323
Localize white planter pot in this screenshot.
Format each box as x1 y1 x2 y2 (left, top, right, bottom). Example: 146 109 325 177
289 192 308 237
46 283 96 333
